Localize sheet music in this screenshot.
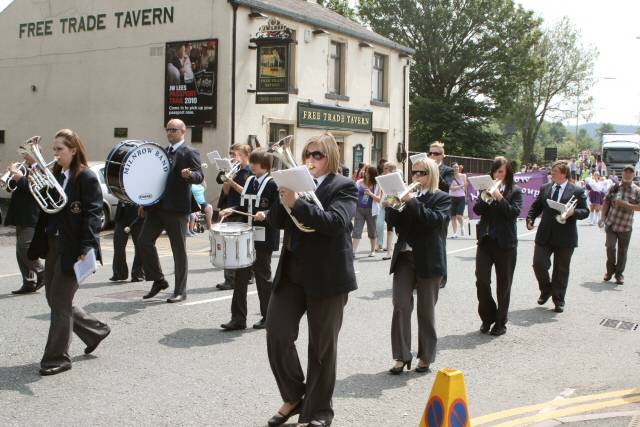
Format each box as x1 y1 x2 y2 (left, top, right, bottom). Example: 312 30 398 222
410 152 428 164
207 151 222 164
546 199 567 213
271 166 317 193
467 175 495 191
375 172 408 196
213 158 234 171
73 248 98 285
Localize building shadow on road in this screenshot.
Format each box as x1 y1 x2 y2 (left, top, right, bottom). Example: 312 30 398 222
580 281 623 293
334 371 414 399
508 307 560 327
159 327 259 349
81 300 165 321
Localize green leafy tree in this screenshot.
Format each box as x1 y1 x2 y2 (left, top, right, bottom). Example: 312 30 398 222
317 0 358 20
358 0 541 157
596 123 616 139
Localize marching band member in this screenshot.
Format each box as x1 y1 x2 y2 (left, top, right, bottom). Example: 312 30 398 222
110 201 144 282
473 157 522 336
428 141 453 288
526 160 589 313
28 129 110 375
385 157 450 375
265 132 357 427
4 154 45 294
219 149 279 330
139 119 203 303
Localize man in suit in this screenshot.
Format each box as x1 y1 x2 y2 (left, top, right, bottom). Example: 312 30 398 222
110 201 144 282
526 160 589 313
4 155 45 294
139 119 204 303
428 141 454 288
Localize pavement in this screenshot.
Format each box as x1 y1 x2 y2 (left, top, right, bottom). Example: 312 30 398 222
0 220 639 426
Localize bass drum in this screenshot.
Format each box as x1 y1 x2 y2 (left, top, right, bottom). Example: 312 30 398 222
105 140 170 206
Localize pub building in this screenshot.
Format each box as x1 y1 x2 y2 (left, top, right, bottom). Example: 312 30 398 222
0 0 414 201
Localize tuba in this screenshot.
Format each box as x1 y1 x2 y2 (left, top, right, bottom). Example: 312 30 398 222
383 181 420 212
555 196 577 224
0 161 28 192
19 136 68 214
268 135 324 233
480 179 502 205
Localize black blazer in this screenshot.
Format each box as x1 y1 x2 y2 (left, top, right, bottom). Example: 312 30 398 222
235 175 280 252
268 173 358 299
29 168 103 274
526 182 589 248
157 144 204 214
3 174 40 227
439 164 454 193
386 190 451 279
473 185 523 249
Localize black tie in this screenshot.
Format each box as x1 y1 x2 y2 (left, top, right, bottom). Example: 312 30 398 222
313 178 318 187
252 178 259 193
551 185 560 202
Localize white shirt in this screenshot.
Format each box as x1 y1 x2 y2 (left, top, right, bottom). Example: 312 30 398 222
61 169 70 190
255 173 268 187
314 174 328 187
168 140 185 152
551 180 568 201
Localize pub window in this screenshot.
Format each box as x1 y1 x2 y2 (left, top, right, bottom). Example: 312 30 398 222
329 41 345 95
0 130 4 144
191 127 203 143
372 54 386 102
114 127 128 138
371 132 386 166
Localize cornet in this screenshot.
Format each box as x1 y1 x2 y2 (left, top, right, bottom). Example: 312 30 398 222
219 159 241 183
555 196 577 224
383 182 420 212
480 179 502 205
268 135 323 233
0 161 28 192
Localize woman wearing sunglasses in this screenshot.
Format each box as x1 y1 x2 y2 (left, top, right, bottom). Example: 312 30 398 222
265 132 357 427
384 157 450 375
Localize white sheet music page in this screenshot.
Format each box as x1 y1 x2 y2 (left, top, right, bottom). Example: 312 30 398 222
546 199 567 213
467 175 495 191
73 248 98 284
214 158 233 172
375 172 407 196
271 166 317 193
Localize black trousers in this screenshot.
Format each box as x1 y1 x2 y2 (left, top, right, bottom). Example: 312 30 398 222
139 208 189 297
15 225 44 287
475 238 517 327
230 248 272 324
41 238 109 369
266 251 348 425
111 220 144 280
532 244 574 305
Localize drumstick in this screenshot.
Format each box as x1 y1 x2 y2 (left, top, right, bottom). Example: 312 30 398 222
228 209 254 218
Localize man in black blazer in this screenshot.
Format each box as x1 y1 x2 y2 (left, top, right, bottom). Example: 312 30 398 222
429 141 453 288
139 119 204 303
110 201 144 282
527 160 589 313
4 156 44 294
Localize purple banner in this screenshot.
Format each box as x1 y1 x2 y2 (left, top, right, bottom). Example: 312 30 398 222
466 172 548 220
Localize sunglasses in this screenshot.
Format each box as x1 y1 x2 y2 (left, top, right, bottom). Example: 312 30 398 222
304 150 326 160
412 170 429 177
428 151 443 156
165 128 181 133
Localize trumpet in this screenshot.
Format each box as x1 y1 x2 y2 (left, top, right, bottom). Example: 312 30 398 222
0 161 28 192
19 136 68 214
480 179 502 205
219 159 241 183
555 196 577 224
383 182 420 212
268 135 323 233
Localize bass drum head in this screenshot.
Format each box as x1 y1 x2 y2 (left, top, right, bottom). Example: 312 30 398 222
121 142 170 206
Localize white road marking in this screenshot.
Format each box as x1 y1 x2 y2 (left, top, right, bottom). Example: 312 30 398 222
181 291 257 306
538 388 577 414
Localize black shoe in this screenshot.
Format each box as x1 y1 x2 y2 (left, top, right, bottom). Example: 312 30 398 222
253 318 267 329
109 276 126 282
537 292 551 305
603 273 613 282
216 283 233 291
615 276 624 285
85 326 111 355
554 304 564 313
388 360 412 375
35 272 45 291
220 321 246 331
167 295 186 303
309 420 332 426
415 363 430 373
39 365 71 376
142 280 169 299
480 322 492 334
11 285 37 295
490 325 507 336
131 276 145 283
267 400 303 426
439 277 447 289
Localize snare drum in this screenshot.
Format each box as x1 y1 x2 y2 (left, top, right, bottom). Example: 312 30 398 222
210 222 255 269
105 140 170 206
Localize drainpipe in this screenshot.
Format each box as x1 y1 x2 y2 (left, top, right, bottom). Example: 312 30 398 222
230 1 238 146
403 62 408 178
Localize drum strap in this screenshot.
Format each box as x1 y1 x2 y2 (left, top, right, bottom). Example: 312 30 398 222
241 175 273 208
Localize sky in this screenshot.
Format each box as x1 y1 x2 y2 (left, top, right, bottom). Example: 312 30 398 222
2 0 638 125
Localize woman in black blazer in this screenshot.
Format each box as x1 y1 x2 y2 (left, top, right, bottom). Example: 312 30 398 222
385 157 450 375
29 129 110 376
473 157 522 336
265 132 357 427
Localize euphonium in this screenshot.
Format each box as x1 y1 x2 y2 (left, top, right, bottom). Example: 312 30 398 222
555 195 577 224
19 136 68 214
268 135 323 233
383 182 420 212
0 161 28 192
480 179 502 205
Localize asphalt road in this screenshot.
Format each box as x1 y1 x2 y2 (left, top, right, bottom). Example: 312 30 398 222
0 220 639 426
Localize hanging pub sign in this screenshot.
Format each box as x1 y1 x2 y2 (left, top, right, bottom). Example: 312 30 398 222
298 102 373 133
165 38 218 127
251 17 294 99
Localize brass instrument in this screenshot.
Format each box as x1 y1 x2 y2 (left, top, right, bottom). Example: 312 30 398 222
268 135 324 233
219 159 241 182
19 136 68 214
555 195 577 224
383 182 420 212
0 161 28 192
480 179 503 205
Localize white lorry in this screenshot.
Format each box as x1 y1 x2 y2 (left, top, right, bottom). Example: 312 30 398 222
601 133 640 179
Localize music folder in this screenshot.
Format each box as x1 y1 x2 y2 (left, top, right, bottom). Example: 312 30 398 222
376 172 409 196
546 199 568 213
73 248 98 285
271 166 317 193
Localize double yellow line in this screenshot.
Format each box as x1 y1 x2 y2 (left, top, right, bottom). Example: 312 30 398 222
472 387 640 426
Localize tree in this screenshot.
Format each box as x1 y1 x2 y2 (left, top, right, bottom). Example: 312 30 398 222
596 123 616 139
508 17 597 163
317 0 358 21
358 0 541 157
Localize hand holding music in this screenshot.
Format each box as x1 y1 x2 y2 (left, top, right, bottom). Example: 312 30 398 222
400 190 415 204
180 168 192 179
564 205 575 218
490 187 503 201
9 163 24 180
279 188 298 209
526 219 534 230
254 211 267 222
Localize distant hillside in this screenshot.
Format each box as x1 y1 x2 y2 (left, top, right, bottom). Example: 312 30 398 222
578 123 640 139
